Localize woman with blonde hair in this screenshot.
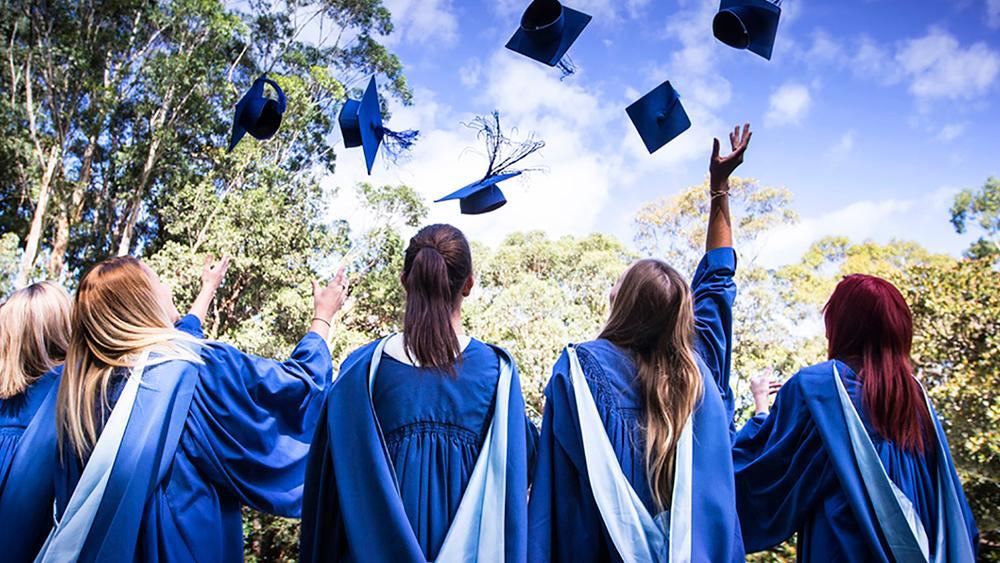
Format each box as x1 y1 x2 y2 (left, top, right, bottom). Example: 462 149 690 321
527 126 752 562
0 281 71 488
0 255 348 562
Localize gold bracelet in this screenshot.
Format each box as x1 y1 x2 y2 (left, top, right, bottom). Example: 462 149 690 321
311 317 332 328
710 190 730 199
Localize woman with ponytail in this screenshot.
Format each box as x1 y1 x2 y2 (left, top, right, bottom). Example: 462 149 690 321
0 282 70 491
527 126 752 562
733 275 979 561
0 255 348 562
301 224 538 563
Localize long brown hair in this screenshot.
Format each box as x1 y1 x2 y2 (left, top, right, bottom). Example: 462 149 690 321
58 256 195 458
824 274 933 453
598 258 703 510
401 224 473 372
0 281 71 398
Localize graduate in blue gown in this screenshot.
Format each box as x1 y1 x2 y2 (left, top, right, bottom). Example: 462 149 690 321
527 125 753 563
733 274 979 561
301 223 538 563
0 282 71 491
0 254 350 562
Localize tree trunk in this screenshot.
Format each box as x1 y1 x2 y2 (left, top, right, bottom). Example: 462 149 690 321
48 138 95 278
115 133 161 256
15 144 60 287
116 84 173 256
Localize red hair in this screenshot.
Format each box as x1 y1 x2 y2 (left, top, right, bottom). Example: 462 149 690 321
823 274 932 454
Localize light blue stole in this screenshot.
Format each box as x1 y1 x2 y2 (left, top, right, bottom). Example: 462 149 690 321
368 336 511 562
566 345 693 563
834 364 976 563
34 352 151 563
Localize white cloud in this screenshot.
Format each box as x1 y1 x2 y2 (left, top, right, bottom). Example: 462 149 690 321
458 58 481 88
988 0 1000 28
383 0 459 47
938 122 967 142
825 131 855 162
895 28 1000 102
806 30 843 63
325 52 631 245
765 83 812 126
754 186 969 268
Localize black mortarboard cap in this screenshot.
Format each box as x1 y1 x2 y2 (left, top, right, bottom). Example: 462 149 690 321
505 0 592 67
626 81 691 154
227 76 287 152
712 0 781 60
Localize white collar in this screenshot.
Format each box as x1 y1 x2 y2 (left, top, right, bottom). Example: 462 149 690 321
383 333 473 367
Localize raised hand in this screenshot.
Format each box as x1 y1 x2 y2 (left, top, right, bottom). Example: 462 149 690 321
311 266 350 326
200 254 231 294
710 123 752 189
189 254 231 323
750 367 782 415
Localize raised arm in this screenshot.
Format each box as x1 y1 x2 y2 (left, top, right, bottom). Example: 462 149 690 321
188 254 230 324
707 123 752 251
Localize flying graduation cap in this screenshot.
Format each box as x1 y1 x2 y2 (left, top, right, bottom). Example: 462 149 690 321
505 0 592 76
712 0 781 60
436 112 545 215
626 81 691 154
227 76 287 152
338 77 419 175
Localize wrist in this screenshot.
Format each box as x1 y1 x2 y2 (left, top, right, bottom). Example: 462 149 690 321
313 308 334 323
710 177 729 192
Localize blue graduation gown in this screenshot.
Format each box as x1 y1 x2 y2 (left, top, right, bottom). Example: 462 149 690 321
527 248 745 562
300 338 538 562
732 360 979 561
0 315 332 562
0 367 60 493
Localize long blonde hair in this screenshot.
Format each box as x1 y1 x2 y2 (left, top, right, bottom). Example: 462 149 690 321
0 281 72 398
598 259 703 510
58 256 192 458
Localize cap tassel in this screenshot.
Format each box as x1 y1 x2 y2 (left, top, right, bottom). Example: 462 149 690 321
381 128 420 163
556 55 577 79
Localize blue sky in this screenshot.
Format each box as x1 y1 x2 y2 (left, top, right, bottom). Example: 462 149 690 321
325 0 1000 267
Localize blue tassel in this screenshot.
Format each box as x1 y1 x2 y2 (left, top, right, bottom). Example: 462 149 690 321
557 56 577 80
382 128 420 163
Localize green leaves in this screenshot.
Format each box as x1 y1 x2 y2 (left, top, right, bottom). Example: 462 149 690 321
951 176 1000 262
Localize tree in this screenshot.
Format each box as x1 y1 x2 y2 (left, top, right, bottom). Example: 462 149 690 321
465 232 635 415
951 176 1000 262
896 258 1000 539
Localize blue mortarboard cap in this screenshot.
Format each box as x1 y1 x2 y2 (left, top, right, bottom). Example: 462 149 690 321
713 0 781 60
626 81 691 155
505 0 592 67
435 171 521 215
338 77 385 174
227 76 287 152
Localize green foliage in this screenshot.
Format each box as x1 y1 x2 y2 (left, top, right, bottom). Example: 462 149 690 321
465 232 635 416
0 234 20 296
896 258 1000 539
951 176 1000 262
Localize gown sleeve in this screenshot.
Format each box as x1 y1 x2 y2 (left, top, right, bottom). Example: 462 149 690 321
527 352 611 563
691 248 738 427
182 331 333 517
731 374 835 552
174 314 205 338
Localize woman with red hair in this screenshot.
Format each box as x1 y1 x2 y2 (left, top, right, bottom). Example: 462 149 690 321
733 274 978 562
